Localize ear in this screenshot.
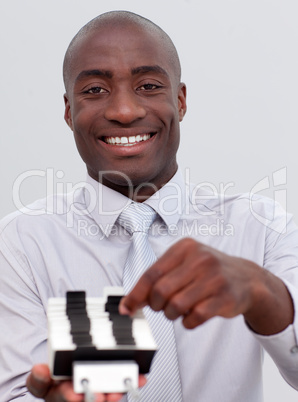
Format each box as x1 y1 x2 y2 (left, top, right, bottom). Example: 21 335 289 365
177 83 187 122
64 94 73 131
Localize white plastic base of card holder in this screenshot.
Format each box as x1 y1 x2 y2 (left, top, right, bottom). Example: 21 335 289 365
73 360 139 394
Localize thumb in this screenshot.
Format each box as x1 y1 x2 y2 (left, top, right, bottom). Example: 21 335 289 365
26 364 53 398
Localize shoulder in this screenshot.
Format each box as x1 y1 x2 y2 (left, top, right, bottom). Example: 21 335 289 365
187 184 291 235
0 188 86 242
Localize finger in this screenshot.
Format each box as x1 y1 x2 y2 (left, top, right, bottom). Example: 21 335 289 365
104 393 126 401
26 364 84 401
119 239 197 314
43 375 147 402
148 242 222 313
45 381 84 401
160 259 226 320
103 375 147 401
138 374 147 387
26 367 146 402
148 254 210 311
181 293 238 329
119 263 165 315
26 364 53 398
182 297 220 329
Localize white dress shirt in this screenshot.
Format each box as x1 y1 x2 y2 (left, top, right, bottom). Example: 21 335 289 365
1 168 298 401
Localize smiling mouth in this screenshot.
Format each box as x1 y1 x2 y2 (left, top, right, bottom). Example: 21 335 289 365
101 133 155 146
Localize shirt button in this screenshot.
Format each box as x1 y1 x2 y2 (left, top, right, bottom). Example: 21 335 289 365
290 345 298 354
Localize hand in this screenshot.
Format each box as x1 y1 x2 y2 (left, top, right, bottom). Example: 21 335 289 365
119 238 294 335
26 364 146 401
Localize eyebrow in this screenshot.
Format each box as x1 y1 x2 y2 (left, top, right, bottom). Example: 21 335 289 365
75 65 169 84
75 69 113 83
131 65 169 78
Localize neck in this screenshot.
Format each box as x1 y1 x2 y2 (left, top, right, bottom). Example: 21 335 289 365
100 178 162 202
88 166 178 202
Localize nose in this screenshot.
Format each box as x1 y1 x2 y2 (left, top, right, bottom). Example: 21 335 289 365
104 89 146 124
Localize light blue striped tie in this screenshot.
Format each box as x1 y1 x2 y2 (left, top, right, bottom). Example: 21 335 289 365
118 202 182 402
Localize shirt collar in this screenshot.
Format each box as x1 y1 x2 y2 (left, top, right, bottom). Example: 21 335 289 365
83 168 186 237
145 168 186 231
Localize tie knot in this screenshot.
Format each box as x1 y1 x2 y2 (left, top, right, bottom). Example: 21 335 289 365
118 202 157 235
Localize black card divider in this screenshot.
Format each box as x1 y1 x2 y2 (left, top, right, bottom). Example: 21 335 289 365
66 291 93 346
105 295 136 346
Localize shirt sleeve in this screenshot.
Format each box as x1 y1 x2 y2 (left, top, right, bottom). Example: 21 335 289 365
0 232 48 400
250 202 298 390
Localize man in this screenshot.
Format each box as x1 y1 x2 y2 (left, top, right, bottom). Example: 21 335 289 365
1 10 298 402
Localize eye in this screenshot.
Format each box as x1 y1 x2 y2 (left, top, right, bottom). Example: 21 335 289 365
84 86 108 94
137 83 161 91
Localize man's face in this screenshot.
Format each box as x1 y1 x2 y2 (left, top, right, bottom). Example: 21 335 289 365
64 23 186 195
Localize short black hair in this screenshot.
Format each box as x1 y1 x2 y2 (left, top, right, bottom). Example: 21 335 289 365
63 10 181 92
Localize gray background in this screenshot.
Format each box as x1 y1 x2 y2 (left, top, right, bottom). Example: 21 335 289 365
0 1 298 400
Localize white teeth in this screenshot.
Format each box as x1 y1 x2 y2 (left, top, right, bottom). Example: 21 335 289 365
104 134 152 145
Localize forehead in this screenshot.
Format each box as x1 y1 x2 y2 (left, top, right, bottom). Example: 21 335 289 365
68 23 174 83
